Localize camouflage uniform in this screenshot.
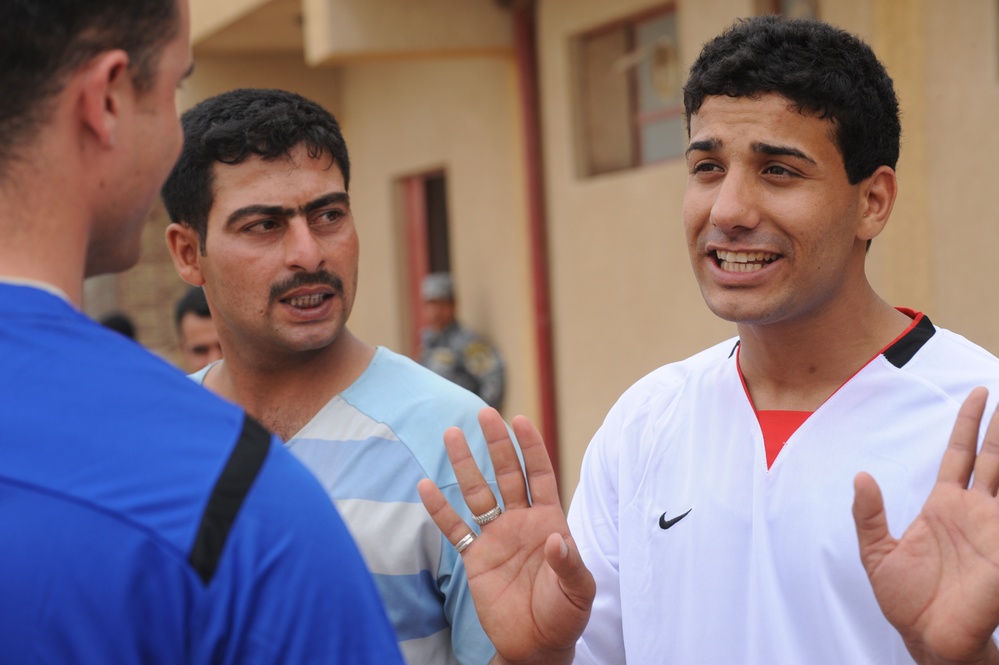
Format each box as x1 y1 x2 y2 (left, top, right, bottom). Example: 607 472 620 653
420 322 505 411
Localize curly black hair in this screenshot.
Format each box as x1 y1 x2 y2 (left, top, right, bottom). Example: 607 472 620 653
162 88 351 252
683 15 900 184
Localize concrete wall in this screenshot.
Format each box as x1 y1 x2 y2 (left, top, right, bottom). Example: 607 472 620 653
303 0 512 63
921 0 999 348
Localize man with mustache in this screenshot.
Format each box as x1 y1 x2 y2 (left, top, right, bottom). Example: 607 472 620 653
164 87 502 665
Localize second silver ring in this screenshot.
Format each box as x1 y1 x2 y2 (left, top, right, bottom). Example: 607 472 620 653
472 505 503 526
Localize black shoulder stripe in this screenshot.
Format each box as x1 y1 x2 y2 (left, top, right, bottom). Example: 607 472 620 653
189 415 271 585
883 314 936 369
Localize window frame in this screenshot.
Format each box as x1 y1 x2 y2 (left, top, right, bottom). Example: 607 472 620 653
572 3 683 177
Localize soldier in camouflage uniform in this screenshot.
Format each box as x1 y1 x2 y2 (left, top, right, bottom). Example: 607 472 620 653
419 272 505 411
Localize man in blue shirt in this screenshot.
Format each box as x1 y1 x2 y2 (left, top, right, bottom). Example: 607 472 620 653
0 1 402 662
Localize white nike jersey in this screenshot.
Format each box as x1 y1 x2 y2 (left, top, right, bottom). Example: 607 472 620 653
569 315 999 664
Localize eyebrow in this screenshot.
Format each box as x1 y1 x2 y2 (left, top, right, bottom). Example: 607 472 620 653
684 138 816 165
751 141 816 165
303 192 350 215
224 191 351 229
224 204 291 228
685 139 717 157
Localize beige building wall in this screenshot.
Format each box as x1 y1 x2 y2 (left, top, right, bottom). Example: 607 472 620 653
302 0 513 62
921 0 999 348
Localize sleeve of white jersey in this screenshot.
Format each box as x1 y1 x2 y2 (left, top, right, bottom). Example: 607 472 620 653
567 407 626 664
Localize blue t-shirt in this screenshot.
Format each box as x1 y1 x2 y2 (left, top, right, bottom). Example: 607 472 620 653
0 284 403 664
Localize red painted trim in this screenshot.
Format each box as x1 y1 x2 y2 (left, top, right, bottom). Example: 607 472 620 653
513 2 560 486
403 177 430 357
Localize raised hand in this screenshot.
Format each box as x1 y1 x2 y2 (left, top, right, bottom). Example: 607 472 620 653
853 387 999 665
418 408 595 665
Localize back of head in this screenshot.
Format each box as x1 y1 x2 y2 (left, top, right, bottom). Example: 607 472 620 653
0 0 178 175
161 88 351 250
683 15 900 184
174 285 211 331
99 312 137 340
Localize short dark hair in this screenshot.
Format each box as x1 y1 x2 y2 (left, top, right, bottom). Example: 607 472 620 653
683 15 900 185
174 286 211 332
0 0 179 171
162 88 351 253
100 312 137 340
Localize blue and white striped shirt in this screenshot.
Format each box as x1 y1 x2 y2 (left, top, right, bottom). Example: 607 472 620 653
195 347 500 664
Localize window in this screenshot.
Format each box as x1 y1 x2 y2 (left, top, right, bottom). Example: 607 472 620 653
573 5 685 177
756 0 820 19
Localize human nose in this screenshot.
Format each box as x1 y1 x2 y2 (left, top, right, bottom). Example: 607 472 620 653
709 169 760 235
283 219 324 271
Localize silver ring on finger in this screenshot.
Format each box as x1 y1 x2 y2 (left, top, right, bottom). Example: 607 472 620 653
472 505 502 526
455 531 477 554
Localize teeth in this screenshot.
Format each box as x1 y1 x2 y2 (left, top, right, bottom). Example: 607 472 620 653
715 250 778 273
286 293 326 308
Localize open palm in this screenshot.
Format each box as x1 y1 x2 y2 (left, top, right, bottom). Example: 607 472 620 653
854 387 999 665
418 409 595 665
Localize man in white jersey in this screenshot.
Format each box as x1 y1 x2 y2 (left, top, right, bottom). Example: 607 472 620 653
418 15 999 665
163 87 501 665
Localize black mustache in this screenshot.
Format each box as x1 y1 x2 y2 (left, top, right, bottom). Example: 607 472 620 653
270 271 344 304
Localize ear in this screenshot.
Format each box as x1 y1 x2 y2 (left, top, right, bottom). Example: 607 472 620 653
166 223 206 286
856 165 898 242
76 50 131 149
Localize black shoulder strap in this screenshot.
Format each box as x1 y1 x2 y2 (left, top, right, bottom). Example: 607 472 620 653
188 415 272 584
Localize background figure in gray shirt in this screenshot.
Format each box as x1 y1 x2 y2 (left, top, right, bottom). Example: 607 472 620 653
420 272 505 411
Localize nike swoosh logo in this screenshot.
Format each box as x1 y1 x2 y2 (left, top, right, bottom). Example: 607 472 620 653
659 508 692 530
